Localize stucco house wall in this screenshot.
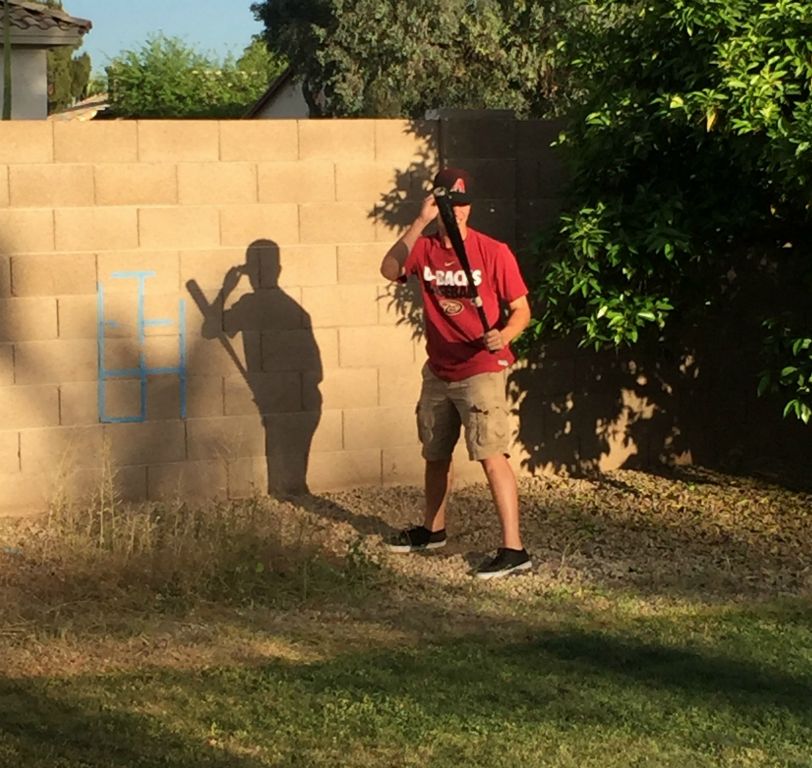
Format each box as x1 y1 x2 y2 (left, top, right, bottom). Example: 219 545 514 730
0 47 47 119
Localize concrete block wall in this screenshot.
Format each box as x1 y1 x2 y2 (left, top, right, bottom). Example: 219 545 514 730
4 117 555 513
6 115 799 515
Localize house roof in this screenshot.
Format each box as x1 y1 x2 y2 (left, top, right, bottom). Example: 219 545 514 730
244 67 296 118
48 93 109 121
2 0 92 46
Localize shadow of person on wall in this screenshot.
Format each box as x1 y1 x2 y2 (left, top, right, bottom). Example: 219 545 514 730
188 239 321 497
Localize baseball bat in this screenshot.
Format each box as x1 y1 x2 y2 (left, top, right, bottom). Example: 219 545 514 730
433 187 491 336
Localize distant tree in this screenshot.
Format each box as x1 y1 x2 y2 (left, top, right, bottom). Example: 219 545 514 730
106 34 285 118
43 1 91 112
250 0 576 117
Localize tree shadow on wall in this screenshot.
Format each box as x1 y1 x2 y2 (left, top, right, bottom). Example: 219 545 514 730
372 121 440 342
187 239 321 497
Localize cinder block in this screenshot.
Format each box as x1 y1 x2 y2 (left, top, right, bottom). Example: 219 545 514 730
301 285 378 327
467 199 516 247
0 255 9 297
186 333 261 376
376 281 424 328
378 362 424 407
185 375 224 418
338 326 415 368
271 244 338 288
98 251 180 294
66 465 148 503
186 415 265 461
343 405 417 451
0 385 59 428
516 119 566 157
94 163 177 206
55 207 138 251
298 120 376 161
335 162 406 203
104 421 187 465
0 122 53 164
57 296 97 340
374 120 440 164
0 209 55 253
536 357 577 396
224 371 302 415
0 297 57 341
450 442 489 486
14 339 98 384
54 122 138 163
180 247 246 290
262 328 339 371
0 430 19 474
146 375 185 421
0 344 13 385
0 473 48 512
441 117 517 159
0 165 8 207
299 203 377 244
219 204 300 247
227 456 267 498
306 449 382 491
178 162 257 205
101 335 183 371
264 408 341 453
148 460 228 501
219 121 299 162
20 425 104 473
98 378 142 422
139 207 220 249
382 446 424 486
516 197 563 240
59 381 99 426
222 286 306 333
9 164 94 207
303 367 378 410
137 121 219 162
257 161 335 203
373 199 421 242
11 253 96 297
515 155 567 200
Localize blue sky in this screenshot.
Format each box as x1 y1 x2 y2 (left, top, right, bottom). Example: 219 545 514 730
65 1 265 71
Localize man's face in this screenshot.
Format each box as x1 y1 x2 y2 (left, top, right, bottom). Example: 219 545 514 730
437 177 471 233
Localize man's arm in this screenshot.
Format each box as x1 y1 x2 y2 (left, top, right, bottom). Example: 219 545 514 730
484 295 531 352
380 194 437 281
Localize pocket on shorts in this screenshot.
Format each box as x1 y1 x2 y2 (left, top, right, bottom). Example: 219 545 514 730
416 402 433 445
472 405 508 448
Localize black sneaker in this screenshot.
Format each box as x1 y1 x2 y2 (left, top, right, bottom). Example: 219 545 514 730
386 526 447 553
475 547 532 580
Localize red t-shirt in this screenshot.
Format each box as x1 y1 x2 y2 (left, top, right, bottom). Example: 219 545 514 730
403 228 528 381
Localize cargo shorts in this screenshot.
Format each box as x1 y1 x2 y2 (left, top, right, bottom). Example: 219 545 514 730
416 364 510 462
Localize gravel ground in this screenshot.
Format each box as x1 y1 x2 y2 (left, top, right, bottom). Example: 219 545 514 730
306 467 812 599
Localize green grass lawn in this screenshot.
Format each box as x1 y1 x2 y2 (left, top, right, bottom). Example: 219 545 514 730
0 469 810 767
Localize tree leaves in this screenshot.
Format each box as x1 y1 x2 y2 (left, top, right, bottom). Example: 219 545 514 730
532 0 812 424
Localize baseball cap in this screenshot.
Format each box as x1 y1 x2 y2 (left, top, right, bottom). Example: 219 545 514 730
432 167 473 205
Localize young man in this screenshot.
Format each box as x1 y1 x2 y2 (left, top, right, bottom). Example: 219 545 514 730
380 167 532 579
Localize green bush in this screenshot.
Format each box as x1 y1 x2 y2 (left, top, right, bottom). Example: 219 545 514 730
532 0 812 422
106 34 285 119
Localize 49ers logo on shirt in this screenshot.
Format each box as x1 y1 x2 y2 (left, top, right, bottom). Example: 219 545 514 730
440 299 464 316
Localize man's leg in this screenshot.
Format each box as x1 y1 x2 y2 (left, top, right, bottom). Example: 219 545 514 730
424 457 453 532
481 454 523 550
